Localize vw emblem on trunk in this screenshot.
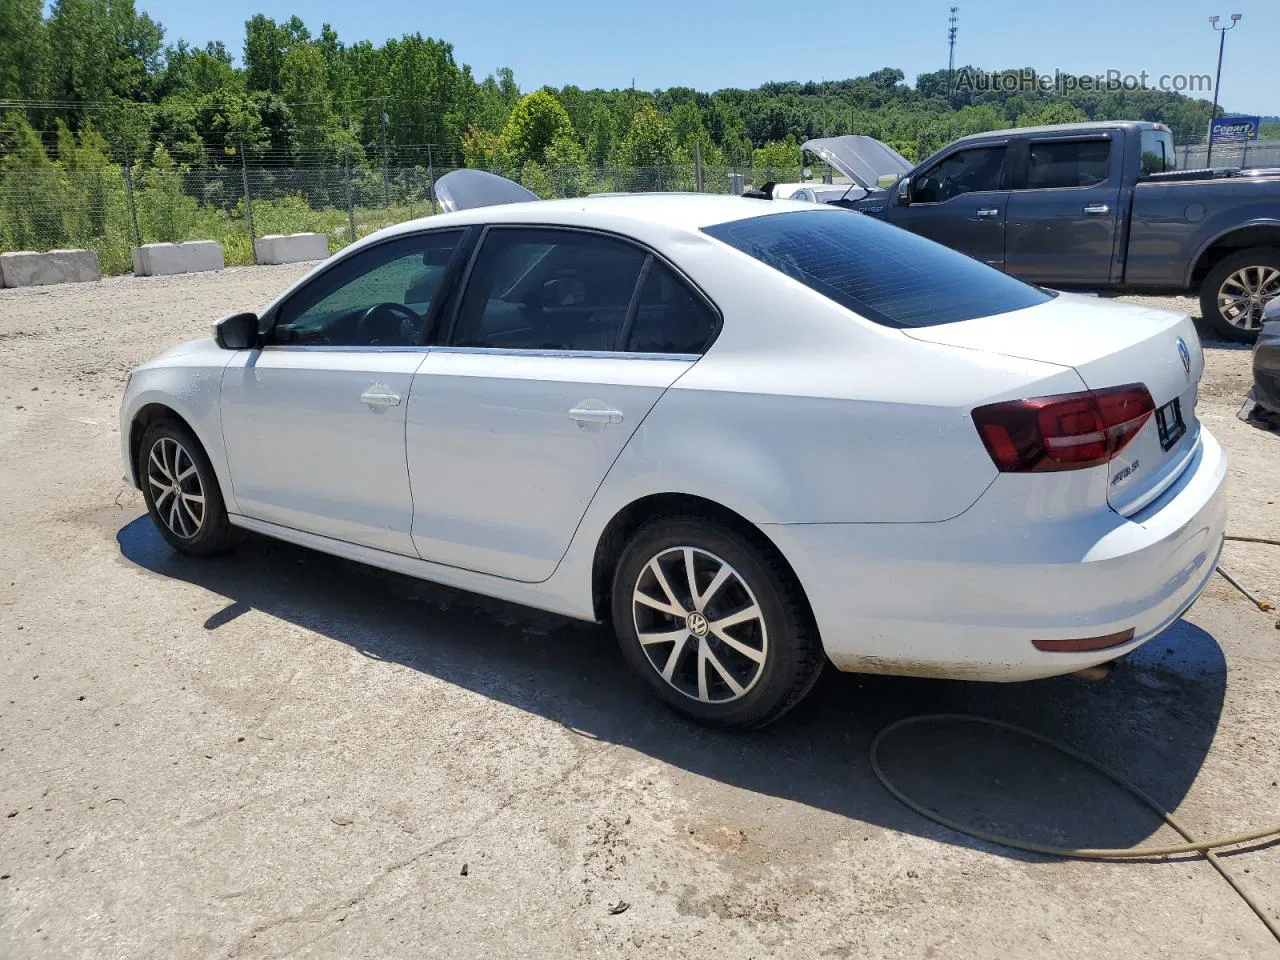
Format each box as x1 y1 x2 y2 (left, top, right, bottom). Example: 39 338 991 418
1176 337 1191 377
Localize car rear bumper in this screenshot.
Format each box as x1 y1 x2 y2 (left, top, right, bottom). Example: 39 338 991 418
765 428 1228 681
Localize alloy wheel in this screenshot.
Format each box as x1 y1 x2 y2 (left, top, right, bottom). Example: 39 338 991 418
1217 265 1280 331
631 546 768 703
146 437 205 539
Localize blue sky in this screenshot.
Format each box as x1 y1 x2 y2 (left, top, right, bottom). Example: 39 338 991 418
140 0 1279 115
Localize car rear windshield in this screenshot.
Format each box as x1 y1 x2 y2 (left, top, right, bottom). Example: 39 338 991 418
703 210 1053 327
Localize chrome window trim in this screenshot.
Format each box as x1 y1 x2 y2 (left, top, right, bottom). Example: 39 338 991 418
430 346 700 361
257 344 431 354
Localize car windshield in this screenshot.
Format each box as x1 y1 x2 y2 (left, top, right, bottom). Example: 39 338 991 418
703 209 1054 327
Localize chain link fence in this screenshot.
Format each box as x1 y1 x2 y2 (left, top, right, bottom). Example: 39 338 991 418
12 137 1278 278
0 157 802 276
1176 138 1280 170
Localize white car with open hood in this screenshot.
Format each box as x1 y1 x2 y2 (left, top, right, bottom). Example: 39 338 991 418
120 170 1227 728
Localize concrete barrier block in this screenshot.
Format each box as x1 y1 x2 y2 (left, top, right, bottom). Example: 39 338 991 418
131 241 224 277
1 249 101 287
254 232 329 265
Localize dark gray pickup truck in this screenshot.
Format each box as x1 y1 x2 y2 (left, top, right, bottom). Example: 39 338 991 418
798 122 1280 341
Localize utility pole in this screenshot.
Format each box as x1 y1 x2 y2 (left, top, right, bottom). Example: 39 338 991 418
427 143 437 214
947 7 959 96
122 144 141 249
1205 13 1241 167
380 101 390 206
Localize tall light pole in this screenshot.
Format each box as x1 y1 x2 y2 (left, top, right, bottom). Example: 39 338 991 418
1205 13 1241 167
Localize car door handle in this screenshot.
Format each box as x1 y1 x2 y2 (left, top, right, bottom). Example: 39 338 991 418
360 388 402 407
1083 203 1110 216
568 404 623 425
975 207 1000 219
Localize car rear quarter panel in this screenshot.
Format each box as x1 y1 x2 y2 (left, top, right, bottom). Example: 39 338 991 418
1127 179 1280 287
579 240 1088 526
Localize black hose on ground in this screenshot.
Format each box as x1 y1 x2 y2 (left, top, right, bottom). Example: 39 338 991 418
872 535 1280 942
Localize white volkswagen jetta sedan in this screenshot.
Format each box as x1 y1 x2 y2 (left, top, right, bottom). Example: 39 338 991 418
121 174 1227 728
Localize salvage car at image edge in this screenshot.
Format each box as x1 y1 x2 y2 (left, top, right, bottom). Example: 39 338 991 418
120 171 1228 728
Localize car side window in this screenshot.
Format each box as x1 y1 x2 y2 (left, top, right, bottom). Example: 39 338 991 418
451 228 647 351
1024 139 1111 189
625 260 719 354
272 230 464 347
913 146 1006 203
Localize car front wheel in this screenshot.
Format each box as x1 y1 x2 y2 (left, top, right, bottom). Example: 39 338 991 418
611 517 824 729
138 419 237 555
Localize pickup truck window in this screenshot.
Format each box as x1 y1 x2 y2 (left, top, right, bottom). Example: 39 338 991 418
1025 139 1111 189
913 146 1006 203
704 210 1053 328
1140 128 1177 175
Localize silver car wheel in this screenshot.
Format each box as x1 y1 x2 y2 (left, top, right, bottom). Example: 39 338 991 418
147 437 205 539
1218 265 1280 331
631 546 769 704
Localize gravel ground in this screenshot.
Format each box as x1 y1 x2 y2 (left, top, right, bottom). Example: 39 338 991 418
1 268 1279 959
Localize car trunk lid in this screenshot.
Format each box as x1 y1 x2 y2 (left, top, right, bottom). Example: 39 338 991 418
904 293 1202 515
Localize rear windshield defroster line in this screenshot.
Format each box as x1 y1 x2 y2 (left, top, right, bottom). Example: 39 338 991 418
703 210 1054 328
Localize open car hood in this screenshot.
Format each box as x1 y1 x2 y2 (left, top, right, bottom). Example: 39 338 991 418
800 136 913 191
435 168 539 212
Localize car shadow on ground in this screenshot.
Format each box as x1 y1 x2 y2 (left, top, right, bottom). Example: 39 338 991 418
117 515 1228 861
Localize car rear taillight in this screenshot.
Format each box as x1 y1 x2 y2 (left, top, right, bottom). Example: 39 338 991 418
972 384 1155 473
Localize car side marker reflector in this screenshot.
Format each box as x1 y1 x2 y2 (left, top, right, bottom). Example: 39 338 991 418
1033 628 1136 653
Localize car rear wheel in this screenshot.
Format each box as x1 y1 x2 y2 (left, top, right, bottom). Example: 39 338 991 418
611 517 824 729
139 420 237 555
1200 247 1280 342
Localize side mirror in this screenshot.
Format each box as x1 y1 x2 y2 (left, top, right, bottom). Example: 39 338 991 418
896 177 912 206
213 311 259 350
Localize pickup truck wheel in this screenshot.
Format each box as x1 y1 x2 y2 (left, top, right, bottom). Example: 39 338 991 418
1200 247 1280 343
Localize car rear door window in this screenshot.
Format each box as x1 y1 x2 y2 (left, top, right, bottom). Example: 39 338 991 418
1025 139 1112 188
912 146 1006 203
451 228 647 351
624 260 720 354
703 210 1053 328
1140 128 1176 174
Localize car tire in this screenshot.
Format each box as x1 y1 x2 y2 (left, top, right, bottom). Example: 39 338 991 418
138 419 238 555
1199 246 1280 343
611 517 824 729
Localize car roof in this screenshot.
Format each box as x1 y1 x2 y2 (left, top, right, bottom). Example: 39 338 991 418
952 120 1159 144
368 192 818 241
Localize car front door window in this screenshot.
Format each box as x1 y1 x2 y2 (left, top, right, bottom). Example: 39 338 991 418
273 230 465 347
913 146 1007 204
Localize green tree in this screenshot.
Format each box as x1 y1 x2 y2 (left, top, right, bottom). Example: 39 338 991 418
0 0 48 101
137 142 198 242
752 137 800 172
1016 101 1089 127
46 0 163 113
500 90 573 167
617 103 677 167
243 14 309 93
